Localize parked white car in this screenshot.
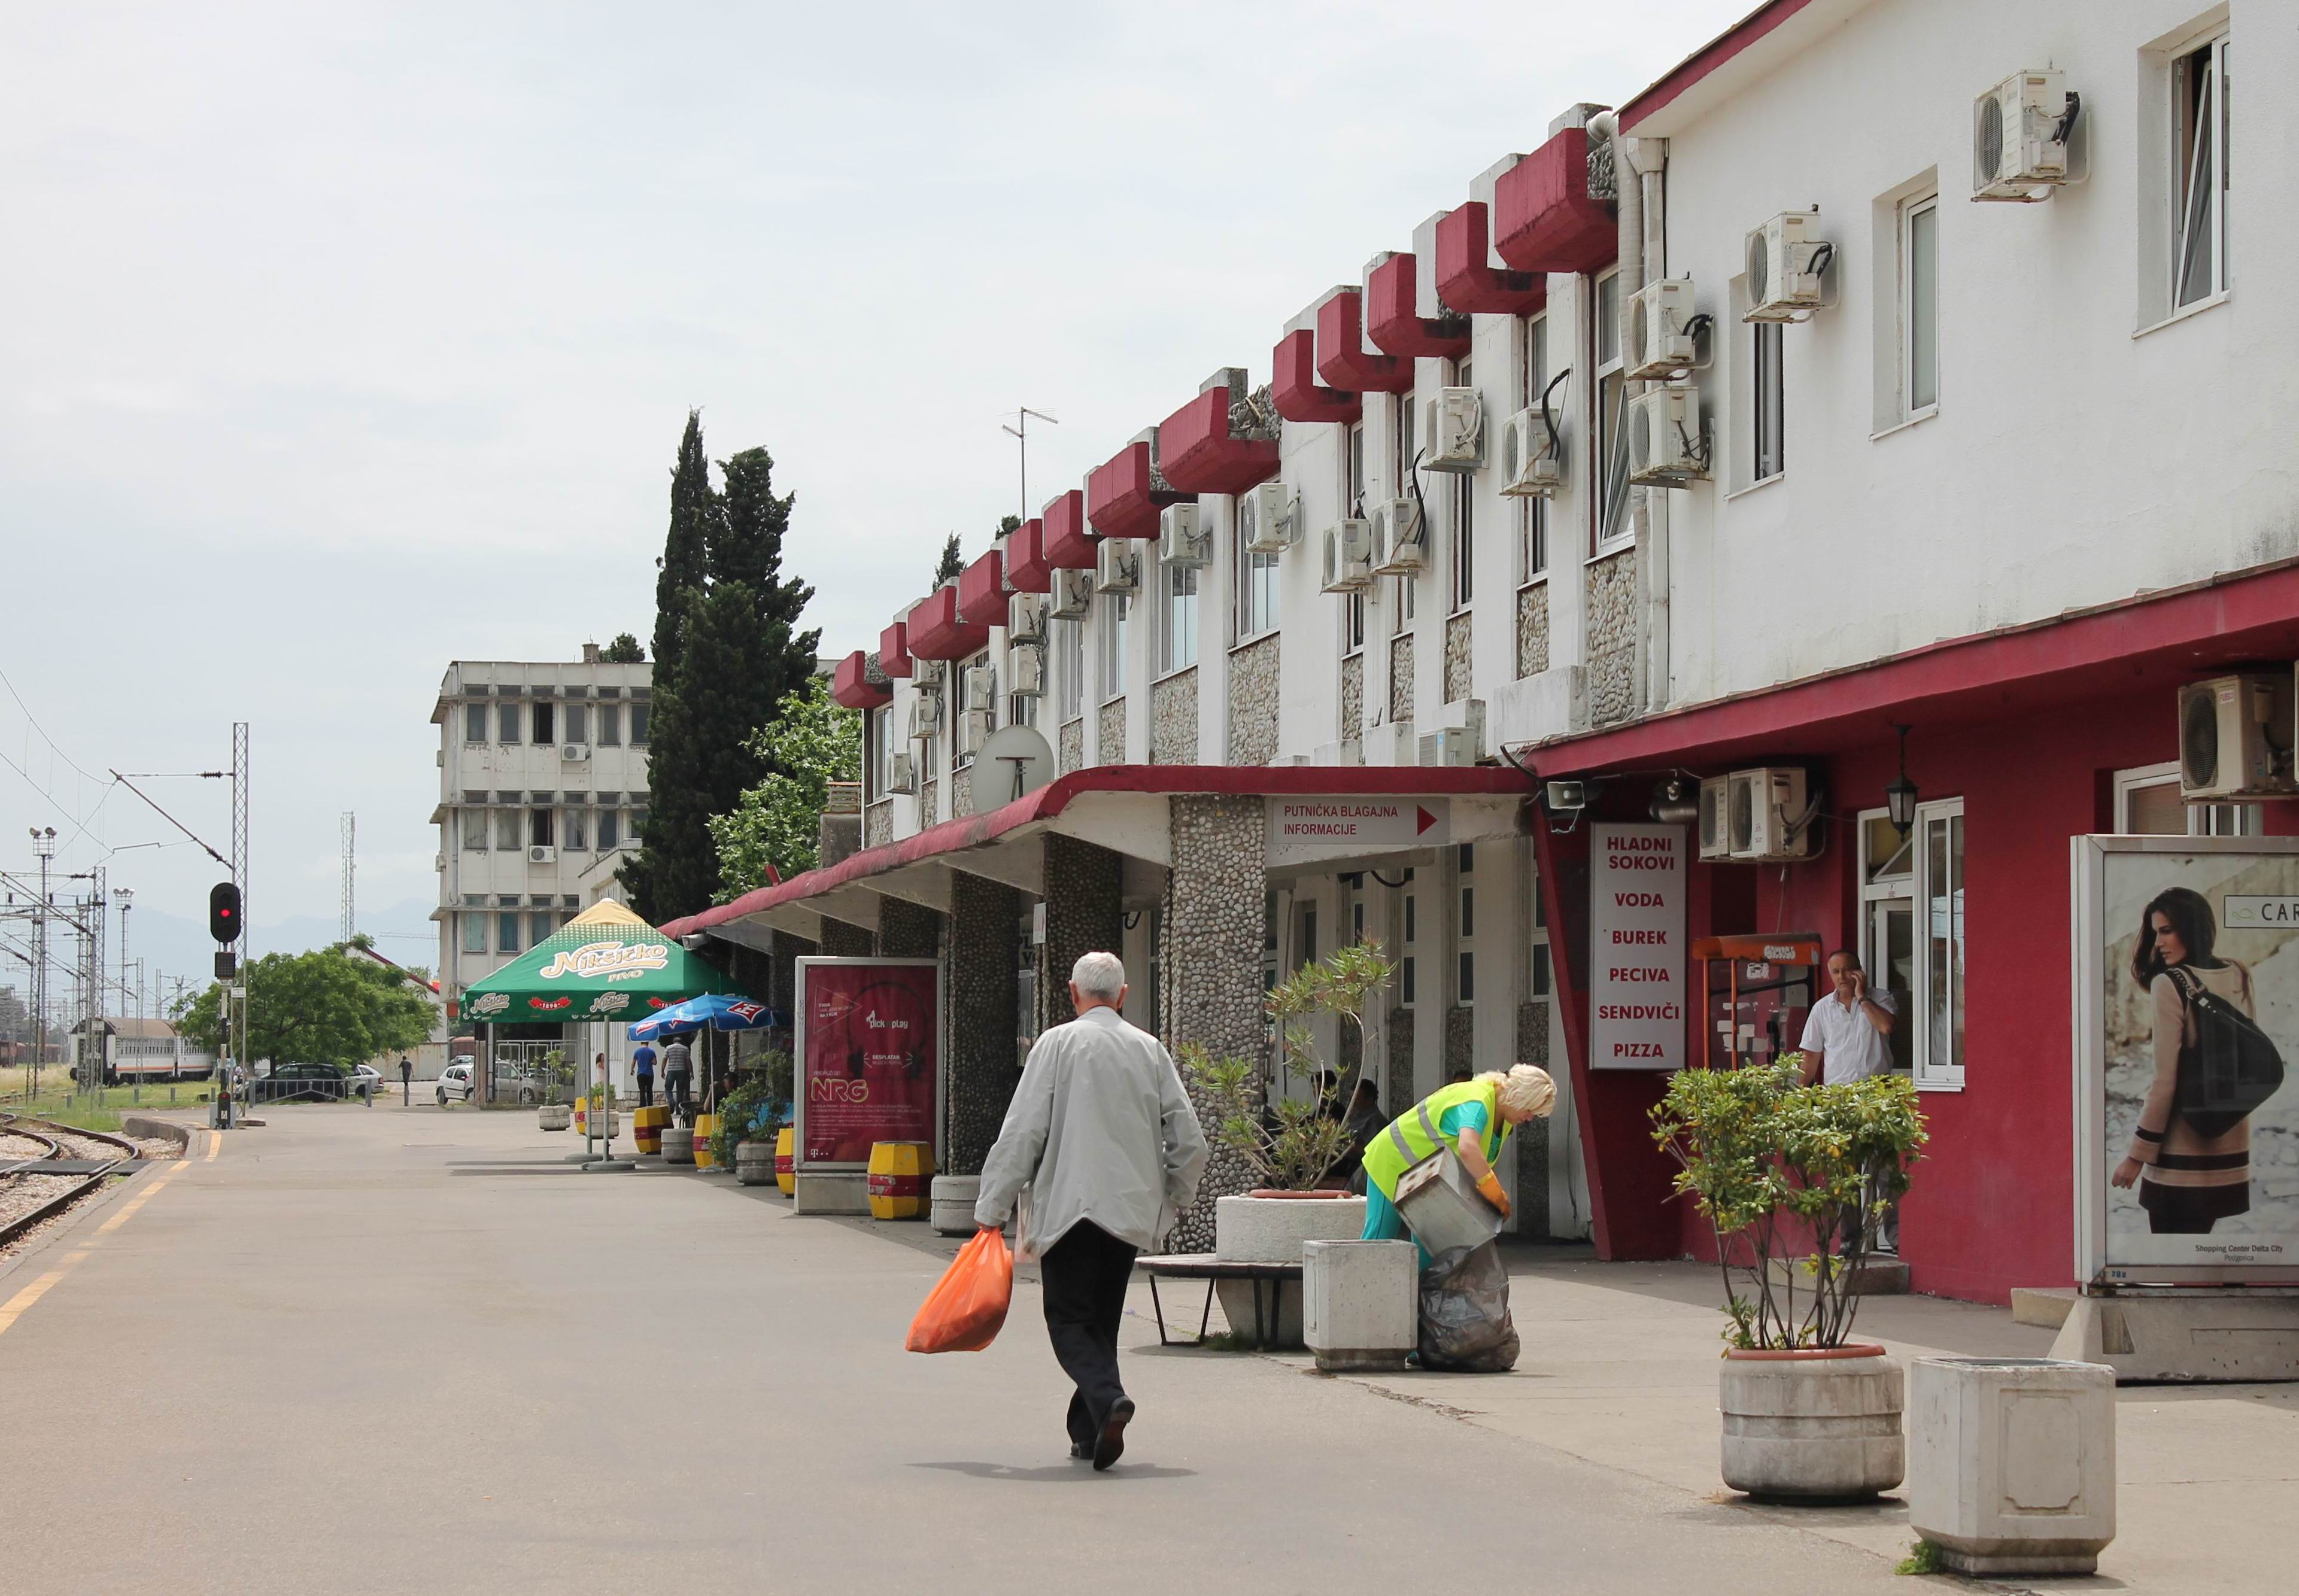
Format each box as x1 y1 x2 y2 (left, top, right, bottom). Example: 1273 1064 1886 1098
436 1062 475 1106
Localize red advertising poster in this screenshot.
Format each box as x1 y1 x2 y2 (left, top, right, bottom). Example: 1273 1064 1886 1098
796 959 939 1168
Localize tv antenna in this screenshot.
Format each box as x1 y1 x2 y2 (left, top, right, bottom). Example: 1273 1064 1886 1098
1001 407 1059 522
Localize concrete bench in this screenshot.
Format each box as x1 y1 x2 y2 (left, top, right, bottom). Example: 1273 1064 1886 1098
1133 1254 1302 1350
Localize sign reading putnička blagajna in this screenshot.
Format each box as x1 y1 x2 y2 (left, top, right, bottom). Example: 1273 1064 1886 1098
1589 823 1687 1069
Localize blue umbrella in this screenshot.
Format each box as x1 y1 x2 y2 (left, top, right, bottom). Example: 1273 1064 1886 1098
627 993 785 1042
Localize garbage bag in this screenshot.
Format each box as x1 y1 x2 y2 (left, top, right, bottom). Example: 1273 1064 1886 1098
1417 1240 1519 1372
906 1228 1013 1354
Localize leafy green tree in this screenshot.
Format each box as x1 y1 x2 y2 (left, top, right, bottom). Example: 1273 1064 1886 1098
708 677 860 896
172 944 436 1072
932 532 962 588
602 633 645 663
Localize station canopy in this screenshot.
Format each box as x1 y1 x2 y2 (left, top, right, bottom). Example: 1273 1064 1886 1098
459 899 727 1026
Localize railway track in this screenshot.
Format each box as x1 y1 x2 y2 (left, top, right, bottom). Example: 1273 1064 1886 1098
0 1112 141 1250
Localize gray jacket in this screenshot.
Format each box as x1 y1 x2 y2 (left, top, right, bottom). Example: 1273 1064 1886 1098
974 1006 1209 1253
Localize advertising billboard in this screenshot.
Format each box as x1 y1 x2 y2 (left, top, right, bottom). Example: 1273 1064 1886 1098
1589 823 1688 1069
2072 836 2299 1285
793 957 941 1171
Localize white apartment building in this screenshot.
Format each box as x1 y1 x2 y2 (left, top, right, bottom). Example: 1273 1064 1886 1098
430 648 652 1025
673 0 2292 1299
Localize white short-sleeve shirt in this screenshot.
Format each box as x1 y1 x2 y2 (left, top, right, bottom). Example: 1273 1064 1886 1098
1798 990 1899 1085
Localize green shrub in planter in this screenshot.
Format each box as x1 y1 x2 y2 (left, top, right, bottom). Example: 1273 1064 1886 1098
1649 1056 1926 1351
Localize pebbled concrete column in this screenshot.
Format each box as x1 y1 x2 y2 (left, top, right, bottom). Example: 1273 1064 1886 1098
1514 1001 1552 1238
1038 835 1123 1039
818 919 872 957
944 870 1022 1175
1162 795 1267 1254
876 897 941 960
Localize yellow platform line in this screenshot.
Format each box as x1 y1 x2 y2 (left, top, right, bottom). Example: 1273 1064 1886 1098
0 1153 193 1340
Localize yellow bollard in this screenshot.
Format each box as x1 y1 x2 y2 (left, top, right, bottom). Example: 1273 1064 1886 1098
865 1141 936 1220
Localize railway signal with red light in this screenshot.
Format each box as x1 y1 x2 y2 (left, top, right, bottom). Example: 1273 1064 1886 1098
209 881 241 943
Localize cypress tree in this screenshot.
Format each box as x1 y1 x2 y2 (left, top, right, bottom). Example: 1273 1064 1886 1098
931 532 962 588
651 410 716 686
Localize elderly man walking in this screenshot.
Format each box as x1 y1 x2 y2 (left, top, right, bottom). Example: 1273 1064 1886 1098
976 951 1208 1471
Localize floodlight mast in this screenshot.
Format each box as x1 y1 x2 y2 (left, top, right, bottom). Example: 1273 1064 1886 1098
1001 407 1059 524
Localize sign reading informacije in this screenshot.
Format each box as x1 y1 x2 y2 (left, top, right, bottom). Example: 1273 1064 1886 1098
1265 798 1448 867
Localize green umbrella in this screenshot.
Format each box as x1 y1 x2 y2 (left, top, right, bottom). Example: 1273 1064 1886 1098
459 899 728 1025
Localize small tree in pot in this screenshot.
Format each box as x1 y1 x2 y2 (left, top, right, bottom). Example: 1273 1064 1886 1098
1650 1054 1928 1499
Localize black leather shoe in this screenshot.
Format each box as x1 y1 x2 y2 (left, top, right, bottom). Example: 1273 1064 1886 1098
1092 1398 1135 1472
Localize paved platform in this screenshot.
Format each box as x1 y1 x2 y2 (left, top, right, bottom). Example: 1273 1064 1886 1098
0 1106 1917 1594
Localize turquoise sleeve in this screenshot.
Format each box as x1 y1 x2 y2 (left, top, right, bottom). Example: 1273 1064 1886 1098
1438 1102 1490 1141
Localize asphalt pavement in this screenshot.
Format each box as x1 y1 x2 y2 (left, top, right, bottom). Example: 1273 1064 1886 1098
0 1106 1920 1594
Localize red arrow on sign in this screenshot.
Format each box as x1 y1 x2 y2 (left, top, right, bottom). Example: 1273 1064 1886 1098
1416 806 1438 835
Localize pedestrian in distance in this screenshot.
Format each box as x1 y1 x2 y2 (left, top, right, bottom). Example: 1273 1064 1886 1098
631 1038 657 1109
661 1035 693 1125
399 1054 412 1107
974 951 1208 1472
1358 1065 1556 1264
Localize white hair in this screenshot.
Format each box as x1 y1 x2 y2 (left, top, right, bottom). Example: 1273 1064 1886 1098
1480 1064 1557 1119
1070 951 1126 1001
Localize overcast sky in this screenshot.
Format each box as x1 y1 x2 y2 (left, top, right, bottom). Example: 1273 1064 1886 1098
0 0 1751 981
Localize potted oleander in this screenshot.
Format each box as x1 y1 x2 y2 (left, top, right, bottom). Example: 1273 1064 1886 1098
717 1051 790 1185
1182 942 1392 1340
536 1048 573 1131
1650 1056 1927 1500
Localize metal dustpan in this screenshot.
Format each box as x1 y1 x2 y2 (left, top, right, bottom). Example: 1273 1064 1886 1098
1393 1147 1504 1257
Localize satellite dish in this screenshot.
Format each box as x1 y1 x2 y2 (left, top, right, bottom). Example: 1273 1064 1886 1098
976 723 1056 805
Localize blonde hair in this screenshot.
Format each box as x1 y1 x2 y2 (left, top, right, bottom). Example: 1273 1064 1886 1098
1479 1063 1557 1120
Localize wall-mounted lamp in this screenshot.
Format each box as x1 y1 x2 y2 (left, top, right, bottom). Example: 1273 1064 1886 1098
1885 725 1918 834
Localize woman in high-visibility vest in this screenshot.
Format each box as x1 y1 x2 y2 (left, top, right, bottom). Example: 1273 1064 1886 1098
1359 1065 1557 1260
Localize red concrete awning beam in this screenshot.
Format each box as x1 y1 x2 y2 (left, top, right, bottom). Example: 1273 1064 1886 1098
1270 328 1360 425
1492 127 1617 275
878 621 913 679
1366 252 1469 360
830 650 890 710
1158 390 1280 496
956 549 1006 628
1086 440 1185 540
1005 518 1053 594
1041 490 1097 570
906 586 989 662
1435 201 1545 316
659 764 1533 940
1314 290 1414 394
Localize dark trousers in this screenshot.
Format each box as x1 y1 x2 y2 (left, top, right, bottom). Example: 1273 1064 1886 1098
1038 1221 1138 1448
666 1072 691 1122
636 1075 654 1108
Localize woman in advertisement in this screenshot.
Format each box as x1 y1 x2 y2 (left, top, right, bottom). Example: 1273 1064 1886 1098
2112 886 2254 1233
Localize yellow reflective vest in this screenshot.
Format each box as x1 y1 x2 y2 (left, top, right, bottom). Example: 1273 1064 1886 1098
1359 1078 1507 1201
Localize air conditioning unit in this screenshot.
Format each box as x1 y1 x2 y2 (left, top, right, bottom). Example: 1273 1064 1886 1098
886 752 917 795
2179 674 2297 799
1626 276 1702 379
1157 503 1210 569
1744 212 1832 322
1320 521 1373 593
1499 404 1564 498
1007 592 1047 643
1727 768 1813 862
908 693 940 741
963 707 994 745
560 743 591 762
1049 567 1094 619
1240 481 1299 554
527 845 557 865
964 665 997 714
913 657 946 691
1697 776 1732 860
434 853 445 873
1094 536 1140 595
1973 69 2076 202
1368 498 1425 577
1007 642 1045 697
1423 387 1484 473
1418 728 1478 767
1627 385 1708 484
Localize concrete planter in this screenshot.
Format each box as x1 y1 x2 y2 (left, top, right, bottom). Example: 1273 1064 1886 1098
1719 1345 1905 1500
1908 1357 2116 1576
734 1141 776 1186
930 1175 981 1236
1303 1240 1417 1372
537 1104 571 1132
1214 1193 1367 1349
661 1127 695 1166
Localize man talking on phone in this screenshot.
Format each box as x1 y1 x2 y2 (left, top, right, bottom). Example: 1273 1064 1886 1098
1798 949 1900 1250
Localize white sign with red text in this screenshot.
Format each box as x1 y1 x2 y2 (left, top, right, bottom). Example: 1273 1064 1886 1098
1589 823 1686 1070
1265 797 1448 868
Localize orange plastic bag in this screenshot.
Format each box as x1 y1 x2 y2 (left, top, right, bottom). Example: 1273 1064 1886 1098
906 1227 1013 1354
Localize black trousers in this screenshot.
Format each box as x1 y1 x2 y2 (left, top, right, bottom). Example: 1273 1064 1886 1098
666 1072 691 1121
1038 1221 1138 1448
636 1075 654 1108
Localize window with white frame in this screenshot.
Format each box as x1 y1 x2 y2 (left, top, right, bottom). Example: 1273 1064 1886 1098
1519 317 1548 581
597 704 621 746
1344 420 1368 650
2173 29 2231 310
1454 842 1477 1004
1593 270 1631 552
1237 519 1279 641
563 702 588 744
1392 394 1420 627
1159 560 1199 675
1751 318 1785 482
461 913 487 955
1451 357 1474 609
463 702 487 743
1401 878 1417 1007
1058 616 1085 722
462 808 488 852
494 808 522 851
869 705 895 800
496 702 521 743
1907 799 1964 1089
1099 592 1129 702
563 807 587 851
598 808 619 850
1900 191 1940 416
2112 761 2259 837
1527 853 1552 1004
